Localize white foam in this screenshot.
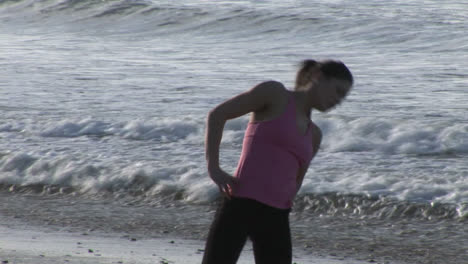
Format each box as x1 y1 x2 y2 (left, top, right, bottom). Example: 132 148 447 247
117 119 199 141
37 118 199 142
1 114 467 209
317 116 468 155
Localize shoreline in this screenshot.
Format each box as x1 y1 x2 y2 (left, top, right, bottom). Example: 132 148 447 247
1 192 466 264
0 225 368 264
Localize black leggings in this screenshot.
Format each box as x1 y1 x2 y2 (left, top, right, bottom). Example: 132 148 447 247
202 197 292 264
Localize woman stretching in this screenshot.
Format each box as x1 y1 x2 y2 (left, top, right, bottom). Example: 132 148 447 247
203 59 354 264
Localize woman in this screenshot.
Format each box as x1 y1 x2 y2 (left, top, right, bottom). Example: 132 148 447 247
203 59 353 264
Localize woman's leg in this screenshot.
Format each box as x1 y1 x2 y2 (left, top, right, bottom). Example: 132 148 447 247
249 203 292 264
202 198 249 264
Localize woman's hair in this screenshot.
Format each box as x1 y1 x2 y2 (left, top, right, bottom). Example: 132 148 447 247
295 59 353 89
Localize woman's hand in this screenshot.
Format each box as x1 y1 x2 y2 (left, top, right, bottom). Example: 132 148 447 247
208 167 237 199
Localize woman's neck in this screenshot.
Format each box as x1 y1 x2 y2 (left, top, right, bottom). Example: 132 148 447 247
290 90 313 119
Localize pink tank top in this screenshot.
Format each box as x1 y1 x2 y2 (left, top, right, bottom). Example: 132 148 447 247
233 93 314 209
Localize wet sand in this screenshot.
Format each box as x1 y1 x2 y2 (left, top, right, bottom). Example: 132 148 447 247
0 226 368 264
1 192 466 264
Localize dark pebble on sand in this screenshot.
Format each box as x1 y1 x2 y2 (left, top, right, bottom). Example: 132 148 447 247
169 240 175 244
2 260 9 264
131 238 137 241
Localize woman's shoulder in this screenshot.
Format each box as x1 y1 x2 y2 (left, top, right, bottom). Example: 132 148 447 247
251 80 287 94
246 81 289 120
253 81 290 104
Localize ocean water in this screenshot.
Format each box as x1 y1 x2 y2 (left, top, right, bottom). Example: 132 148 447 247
0 0 467 262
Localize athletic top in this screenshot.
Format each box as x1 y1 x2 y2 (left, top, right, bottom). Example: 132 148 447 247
233 92 314 209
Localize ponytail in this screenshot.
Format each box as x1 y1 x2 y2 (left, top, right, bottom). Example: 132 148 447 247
295 59 353 90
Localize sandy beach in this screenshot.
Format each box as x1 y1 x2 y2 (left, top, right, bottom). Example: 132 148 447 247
1 192 467 264
0 225 371 264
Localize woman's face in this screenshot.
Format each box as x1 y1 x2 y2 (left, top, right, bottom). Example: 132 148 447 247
314 77 352 112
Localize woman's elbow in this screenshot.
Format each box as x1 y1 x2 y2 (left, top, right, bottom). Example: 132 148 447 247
207 107 226 125
207 108 218 121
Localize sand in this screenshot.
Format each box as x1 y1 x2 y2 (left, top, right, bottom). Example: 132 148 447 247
0 225 370 264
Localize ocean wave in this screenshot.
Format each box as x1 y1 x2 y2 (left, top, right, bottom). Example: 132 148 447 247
0 149 466 220
37 118 199 142
1 0 150 16
0 151 210 199
0 0 322 36
316 117 468 155
1 178 465 221
2 0 466 49
2 115 467 155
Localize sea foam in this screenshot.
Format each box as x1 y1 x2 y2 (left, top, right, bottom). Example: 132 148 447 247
316 117 468 155
3 115 464 155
